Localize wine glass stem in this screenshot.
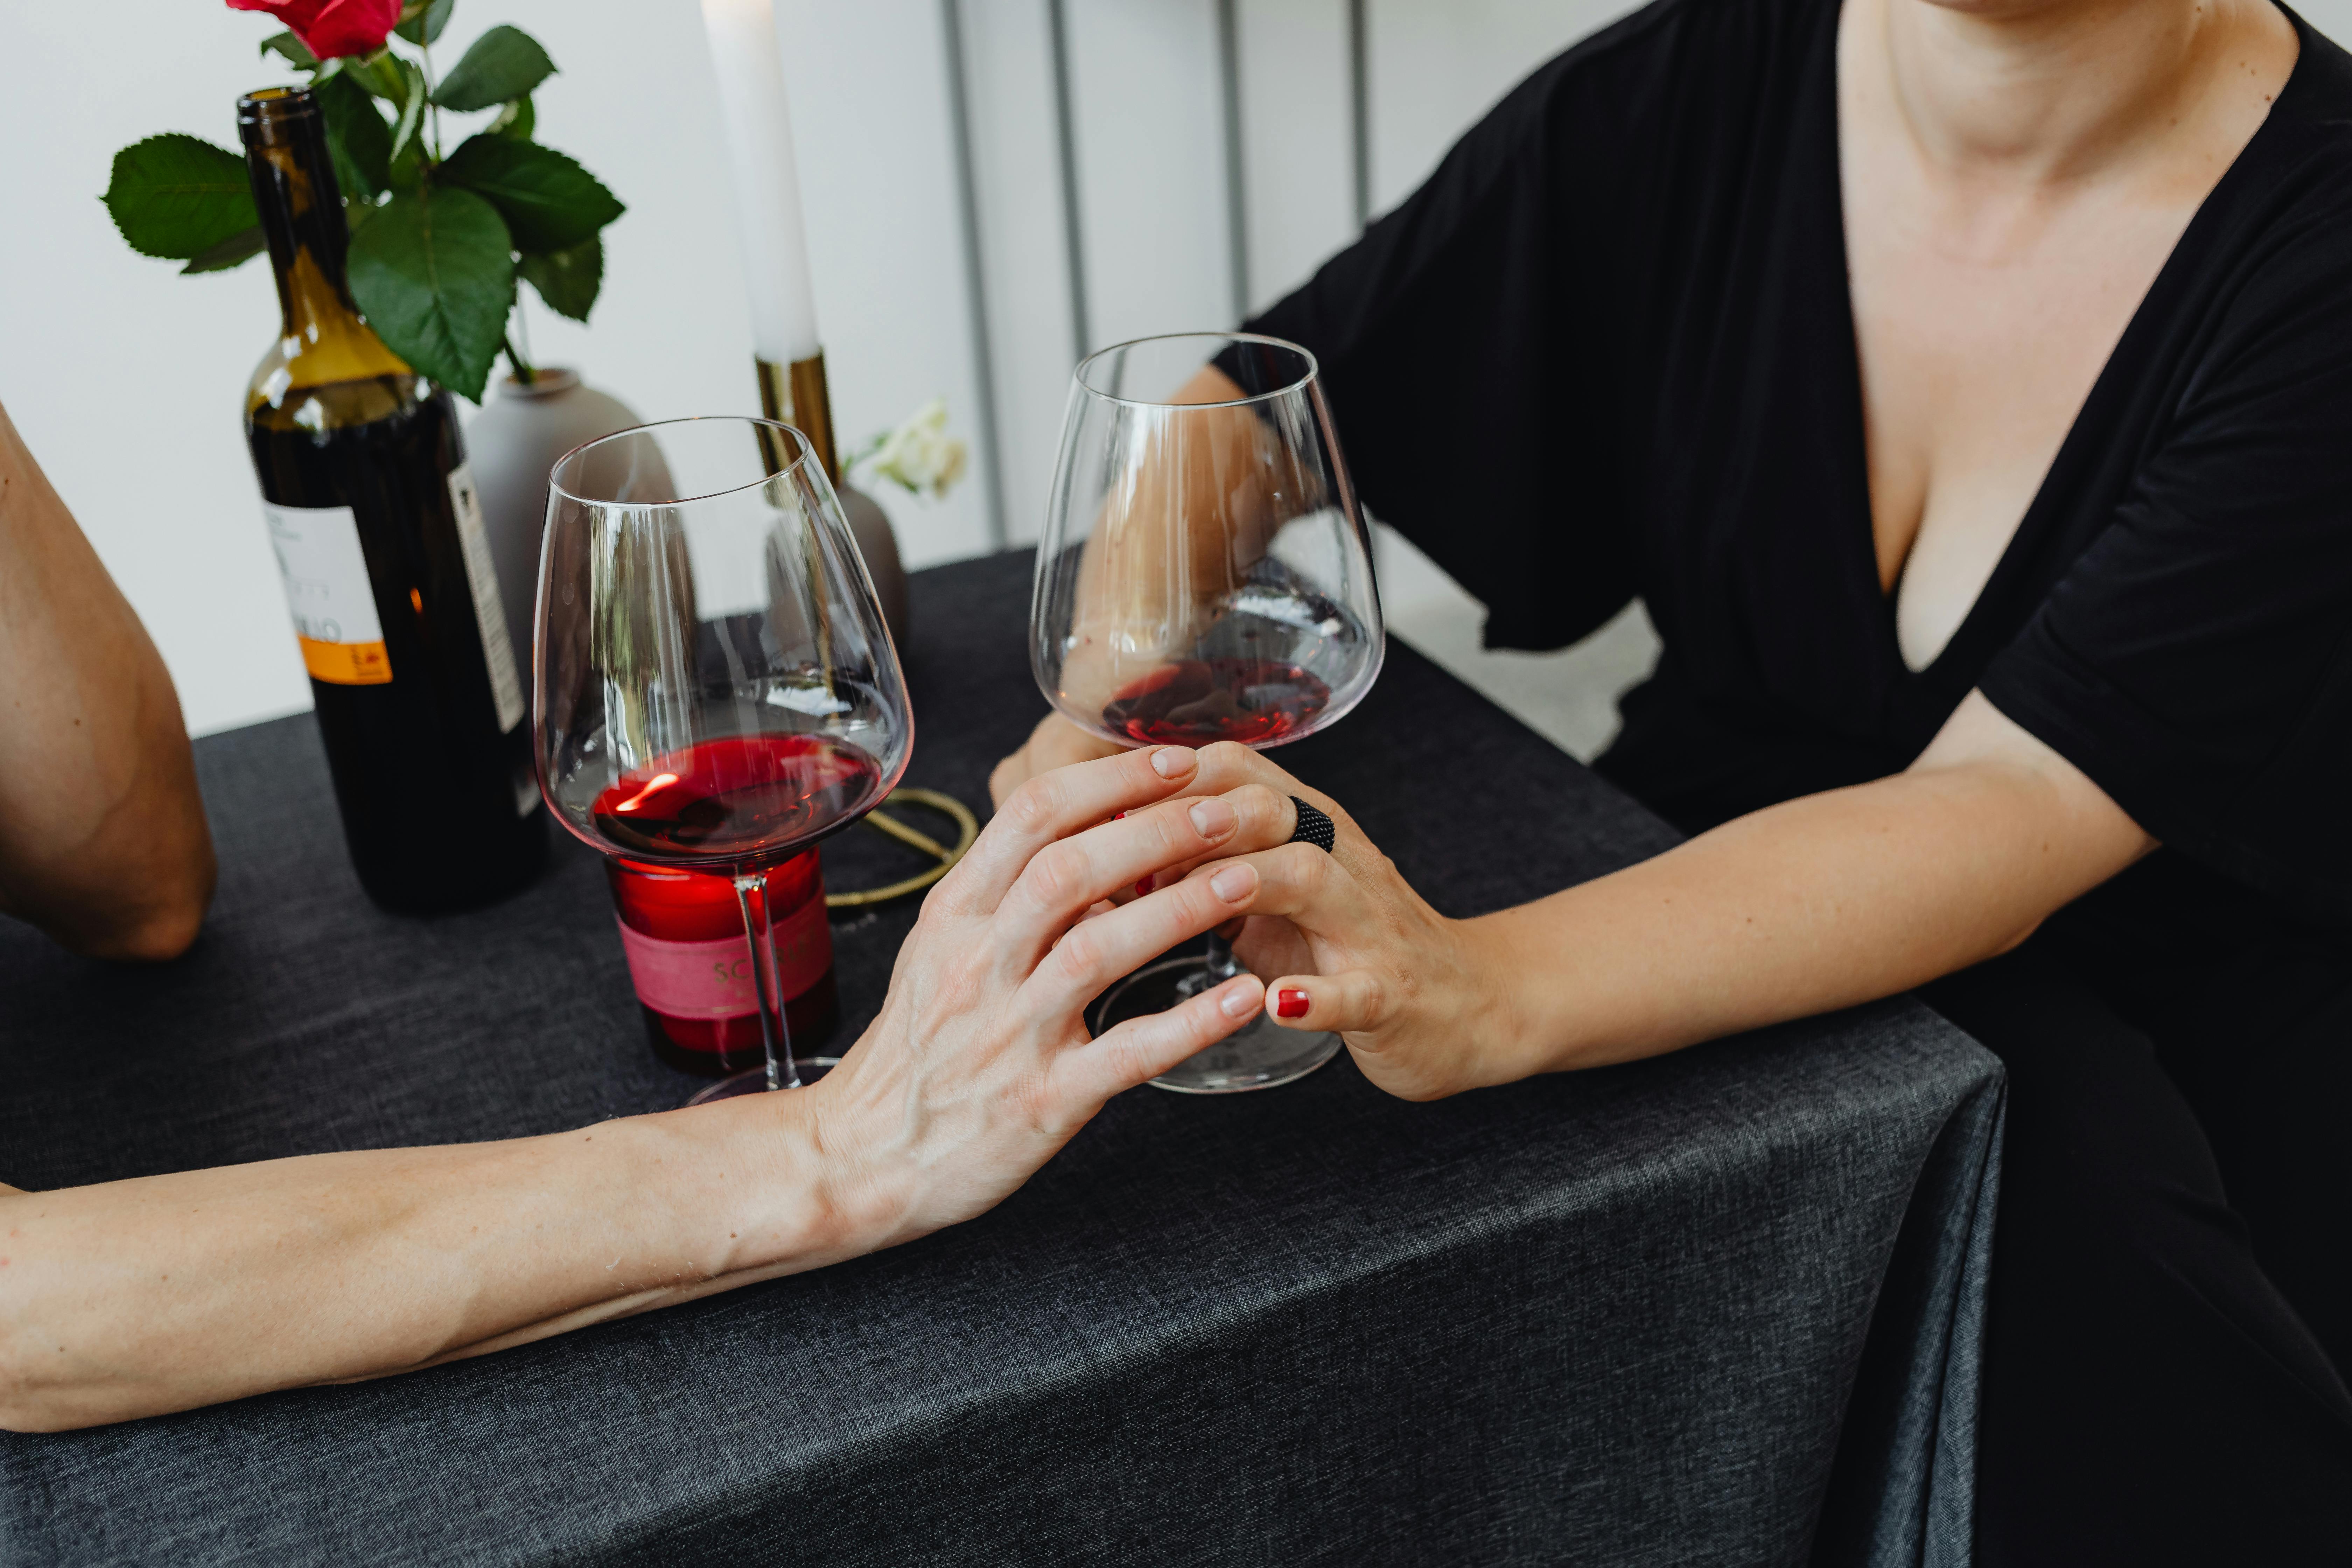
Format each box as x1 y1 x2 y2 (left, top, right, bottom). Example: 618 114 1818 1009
1202 929 1244 981
732 873 802 1092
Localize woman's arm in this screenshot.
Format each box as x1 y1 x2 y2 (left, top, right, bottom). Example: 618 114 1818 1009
0 399 215 960
0 745 1269 1432
1146 692 2151 1100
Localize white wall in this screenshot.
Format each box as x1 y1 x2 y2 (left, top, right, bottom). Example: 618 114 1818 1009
18 1 2339 740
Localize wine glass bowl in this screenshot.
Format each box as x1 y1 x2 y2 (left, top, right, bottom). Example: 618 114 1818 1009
538 417 912 1102
1034 333 1382 756
1032 333 1382 1093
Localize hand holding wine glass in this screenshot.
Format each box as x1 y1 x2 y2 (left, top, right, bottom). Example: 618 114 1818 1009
1030 333 1384 1092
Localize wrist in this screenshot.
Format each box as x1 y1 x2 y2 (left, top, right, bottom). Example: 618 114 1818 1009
654 1077 909 1280
1461 903 1598 1084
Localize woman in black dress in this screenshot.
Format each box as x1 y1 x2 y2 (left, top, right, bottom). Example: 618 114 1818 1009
993 0 2352 1555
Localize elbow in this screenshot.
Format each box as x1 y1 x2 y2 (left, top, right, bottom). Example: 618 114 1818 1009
96 887 213 964
54 845 217 964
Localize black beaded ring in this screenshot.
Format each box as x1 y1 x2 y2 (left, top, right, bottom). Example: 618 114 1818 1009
1288 797 1337 853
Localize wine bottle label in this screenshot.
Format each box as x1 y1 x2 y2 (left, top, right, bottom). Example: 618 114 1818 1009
262 502 393 686
446 464 527 734
612 895 833 1020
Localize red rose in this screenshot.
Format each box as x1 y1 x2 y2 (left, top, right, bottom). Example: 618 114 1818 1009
227 0 401 61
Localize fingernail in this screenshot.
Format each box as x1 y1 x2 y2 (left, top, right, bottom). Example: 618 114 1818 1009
1275 988 1310 1019
1134 877 1153 898
1209 865 1255 902
1188 798 1236 838
1150 746 1198 778
1220 982 1260 1019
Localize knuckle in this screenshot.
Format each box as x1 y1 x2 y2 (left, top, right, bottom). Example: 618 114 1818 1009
1282 842 1331 890
1054 922 1104 979
1002 775 1063 835
1237 783 1287 830
1024 841 1090 908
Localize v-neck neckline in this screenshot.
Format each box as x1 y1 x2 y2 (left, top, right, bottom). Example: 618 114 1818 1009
1817 0 2313 690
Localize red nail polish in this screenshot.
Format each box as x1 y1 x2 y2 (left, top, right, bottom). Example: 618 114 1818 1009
1275 988 1310 1020
1134 878 1152 898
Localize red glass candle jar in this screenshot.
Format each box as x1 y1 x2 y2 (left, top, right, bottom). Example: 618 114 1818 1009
604 852 840 1077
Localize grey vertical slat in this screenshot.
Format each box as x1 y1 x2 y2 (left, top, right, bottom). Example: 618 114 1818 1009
1045 0 1092 357
938 0 1008 551
1216 0 1251 322
1348 0 1371 230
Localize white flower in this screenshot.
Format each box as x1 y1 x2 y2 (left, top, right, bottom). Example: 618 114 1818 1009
859 398 970 499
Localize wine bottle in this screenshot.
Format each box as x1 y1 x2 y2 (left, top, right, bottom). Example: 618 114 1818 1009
239 87 545 913
604 854 840 1076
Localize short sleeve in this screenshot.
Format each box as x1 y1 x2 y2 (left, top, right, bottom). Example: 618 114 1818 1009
1240 6 1681 651
1980 219 2352 923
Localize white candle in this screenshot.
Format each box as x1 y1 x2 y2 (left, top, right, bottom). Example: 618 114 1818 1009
700 0 822 364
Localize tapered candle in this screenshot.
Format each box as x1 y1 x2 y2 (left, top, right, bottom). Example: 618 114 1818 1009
700 0 822 364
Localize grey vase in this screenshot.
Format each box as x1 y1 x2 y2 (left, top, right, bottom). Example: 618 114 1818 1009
463 368 912 672
463 369 646 680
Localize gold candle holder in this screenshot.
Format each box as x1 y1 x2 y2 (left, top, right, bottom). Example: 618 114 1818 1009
754 350 839 484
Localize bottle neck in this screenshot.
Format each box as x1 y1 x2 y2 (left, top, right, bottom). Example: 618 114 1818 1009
240 90 407 395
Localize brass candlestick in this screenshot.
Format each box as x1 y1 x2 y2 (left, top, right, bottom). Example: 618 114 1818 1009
754 350 839 483
754 349 840 697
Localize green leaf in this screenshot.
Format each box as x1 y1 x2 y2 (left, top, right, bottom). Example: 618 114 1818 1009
435 135 621 253
347 185 514 401
343 49 410 103
486 94 534 142
180 225 267 274
102 134 258 260
394 0 455 46
260 30 319 70
432 25 555 112
317 73 392 200
386 58 430 188
518 235 602 322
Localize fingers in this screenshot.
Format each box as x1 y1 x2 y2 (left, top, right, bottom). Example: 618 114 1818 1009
996 789 1256 943
988 714 1125 809
1027 859 1263 1012
1125 784 1296 900
1055 972 1266 1106
1183 841 1350 928
942 744 1198 915
1264 968 1387 1034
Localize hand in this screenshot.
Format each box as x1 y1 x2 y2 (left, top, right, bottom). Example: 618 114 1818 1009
808 743 1269 1245
989 712 1127 808
1147 743 1518 1102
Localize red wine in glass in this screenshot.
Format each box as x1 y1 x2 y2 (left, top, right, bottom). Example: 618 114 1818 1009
588 734 888 868
1102 658 1333 746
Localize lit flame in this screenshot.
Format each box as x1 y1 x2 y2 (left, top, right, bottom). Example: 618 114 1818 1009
613 773 679 813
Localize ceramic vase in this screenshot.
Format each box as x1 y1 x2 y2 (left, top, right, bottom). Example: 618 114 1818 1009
463 369 645 678
464 369 913 667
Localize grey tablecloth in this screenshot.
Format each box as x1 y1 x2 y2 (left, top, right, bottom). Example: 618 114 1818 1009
0 550 2000 1567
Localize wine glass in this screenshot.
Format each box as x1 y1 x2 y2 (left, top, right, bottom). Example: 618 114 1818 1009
537 417 912 1105
1032 332 1383 1093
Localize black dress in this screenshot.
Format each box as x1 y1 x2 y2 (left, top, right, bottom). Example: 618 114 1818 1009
1244 0 2352 1558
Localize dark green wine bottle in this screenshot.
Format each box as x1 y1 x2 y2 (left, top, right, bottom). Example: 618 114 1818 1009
239 86 545 913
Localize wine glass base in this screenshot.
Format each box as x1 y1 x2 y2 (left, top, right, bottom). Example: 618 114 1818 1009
1097 957 1342 1094
684 1057 841 1106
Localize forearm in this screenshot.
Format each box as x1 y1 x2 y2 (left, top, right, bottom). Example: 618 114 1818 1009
1476 745 2153 1078
0 1093 875 1432
0 402 215 958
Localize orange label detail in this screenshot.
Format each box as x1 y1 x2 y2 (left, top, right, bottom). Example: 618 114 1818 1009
299 635 393 685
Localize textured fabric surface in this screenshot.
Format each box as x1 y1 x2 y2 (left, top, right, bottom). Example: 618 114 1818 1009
0 550 2000 1566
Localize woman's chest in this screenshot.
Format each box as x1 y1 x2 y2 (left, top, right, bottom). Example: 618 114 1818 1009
1843 187 2191 670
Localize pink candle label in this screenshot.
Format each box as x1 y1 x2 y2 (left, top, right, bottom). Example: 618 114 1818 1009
614 895 832 1020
